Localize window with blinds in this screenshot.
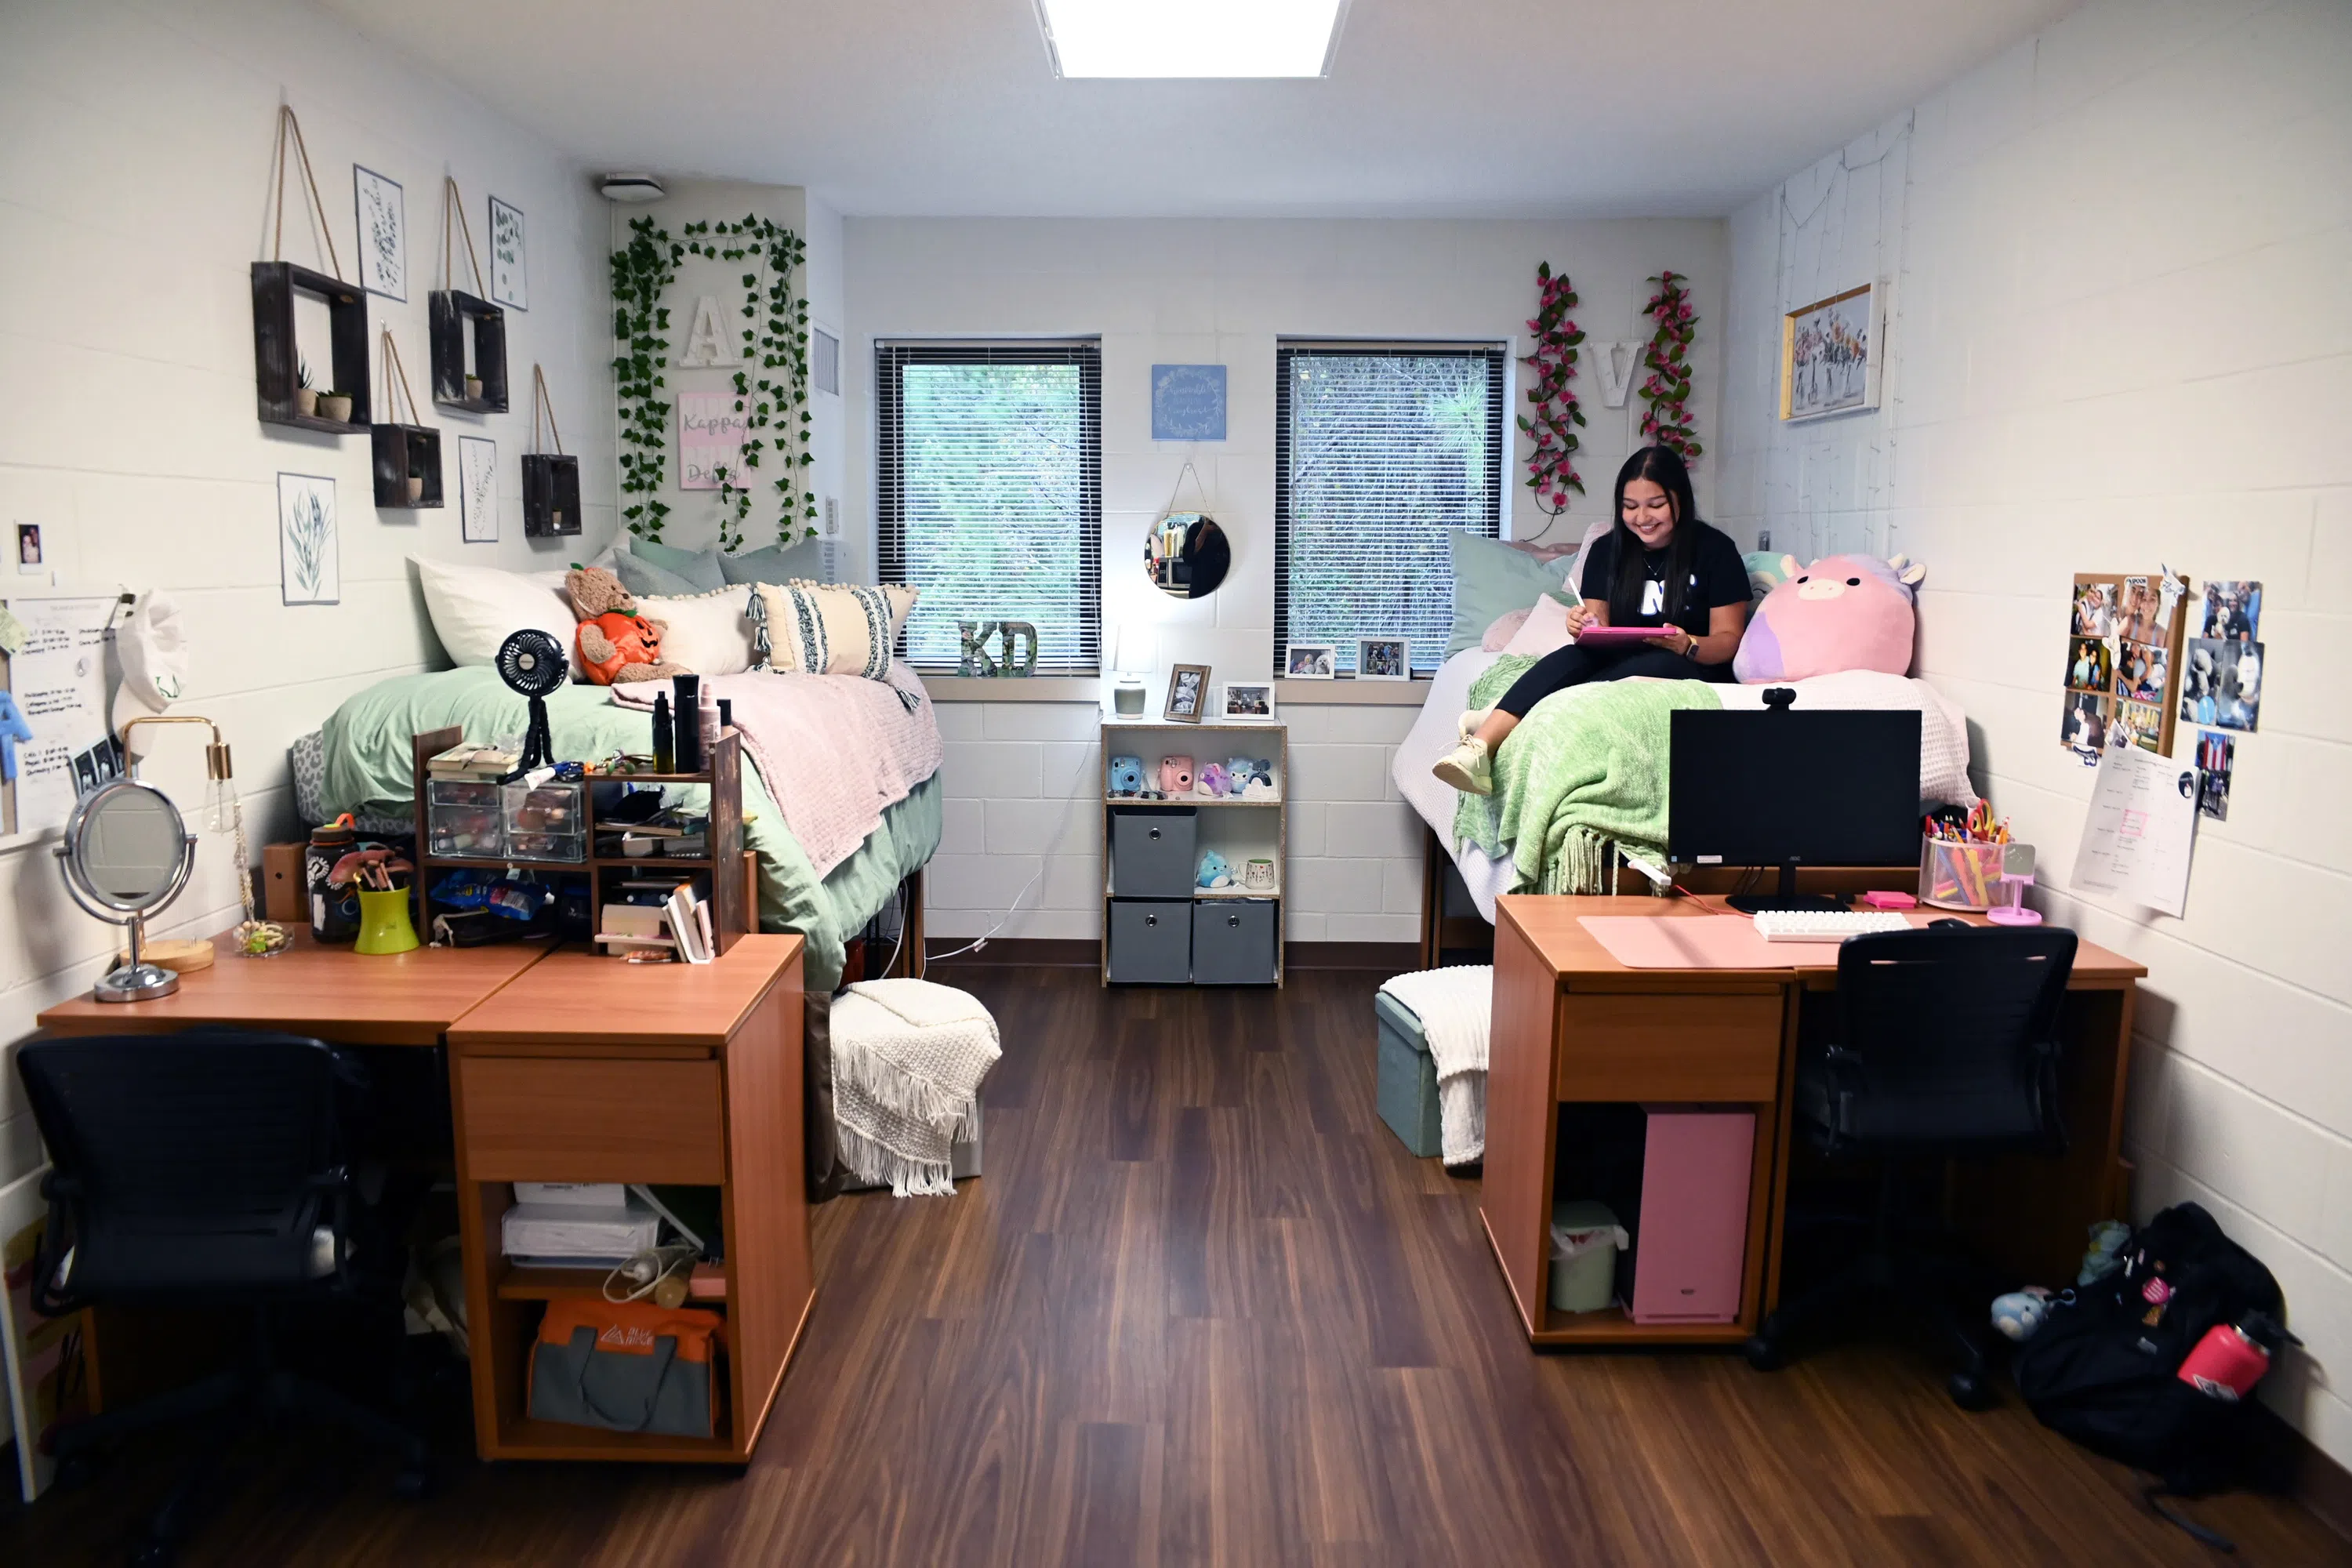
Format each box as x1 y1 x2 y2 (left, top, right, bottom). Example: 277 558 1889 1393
1274 343 1506 674
877 341 1103 674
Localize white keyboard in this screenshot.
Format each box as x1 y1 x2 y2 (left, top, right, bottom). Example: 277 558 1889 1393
1752 909 1914 943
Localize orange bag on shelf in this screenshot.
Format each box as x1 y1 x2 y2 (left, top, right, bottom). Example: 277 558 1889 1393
527 1298 723 1438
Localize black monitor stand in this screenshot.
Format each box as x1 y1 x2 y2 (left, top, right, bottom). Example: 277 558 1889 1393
1725 862 1847 915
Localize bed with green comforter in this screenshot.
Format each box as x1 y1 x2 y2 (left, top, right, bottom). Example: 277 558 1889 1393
315 667 940 991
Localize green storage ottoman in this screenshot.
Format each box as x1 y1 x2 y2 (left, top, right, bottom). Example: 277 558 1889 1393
1375 988 1443 1157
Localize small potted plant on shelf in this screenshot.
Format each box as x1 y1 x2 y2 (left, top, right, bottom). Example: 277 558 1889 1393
464 372 484 402
296 358 318 419
407 462 426 503
328 847 418 954
317 387 354 423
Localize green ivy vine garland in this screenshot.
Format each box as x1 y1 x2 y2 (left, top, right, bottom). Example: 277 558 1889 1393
610 216 681 542
608 214 817 550
681 216 815 550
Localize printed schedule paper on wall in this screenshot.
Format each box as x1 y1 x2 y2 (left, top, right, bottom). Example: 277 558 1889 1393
1 595 120 837
2071 742 2198 917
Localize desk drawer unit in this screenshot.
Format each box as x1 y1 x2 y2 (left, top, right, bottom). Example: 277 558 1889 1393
457 1054 725 1184
1555 990 1782 1102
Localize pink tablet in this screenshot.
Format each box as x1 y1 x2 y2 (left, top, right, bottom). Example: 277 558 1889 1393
1575 625 1668 648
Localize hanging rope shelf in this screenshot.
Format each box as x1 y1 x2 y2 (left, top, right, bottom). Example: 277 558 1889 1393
251 103 370 434
430 176 510 413
370 329 444 510
523 365 582 537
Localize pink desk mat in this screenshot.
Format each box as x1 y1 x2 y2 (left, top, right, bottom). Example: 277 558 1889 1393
1577 912 1936 969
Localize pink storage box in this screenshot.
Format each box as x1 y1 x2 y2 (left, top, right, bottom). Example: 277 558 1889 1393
1631 1107 1755 1325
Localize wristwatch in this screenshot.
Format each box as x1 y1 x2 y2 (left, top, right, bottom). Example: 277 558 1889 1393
1682 636 1700 661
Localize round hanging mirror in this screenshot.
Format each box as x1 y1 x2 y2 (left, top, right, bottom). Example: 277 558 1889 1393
1145 513 1229 600
55 779 198 1001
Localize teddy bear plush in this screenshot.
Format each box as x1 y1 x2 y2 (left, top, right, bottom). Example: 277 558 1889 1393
566 566 688 686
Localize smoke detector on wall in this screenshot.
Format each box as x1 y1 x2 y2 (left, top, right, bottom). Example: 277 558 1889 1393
598 173 666 203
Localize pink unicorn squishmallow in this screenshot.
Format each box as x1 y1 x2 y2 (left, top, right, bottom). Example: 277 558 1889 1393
1733 553 1926 684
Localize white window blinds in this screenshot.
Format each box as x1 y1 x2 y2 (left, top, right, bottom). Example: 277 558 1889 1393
1274 344 1506 673
877 341 1104 674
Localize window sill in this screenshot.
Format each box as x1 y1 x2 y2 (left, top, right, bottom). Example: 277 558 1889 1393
919 675 1103 703
1273 677 1431 706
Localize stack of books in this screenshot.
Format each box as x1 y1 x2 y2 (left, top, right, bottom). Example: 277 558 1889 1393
595 882 714 963
427 742 520 780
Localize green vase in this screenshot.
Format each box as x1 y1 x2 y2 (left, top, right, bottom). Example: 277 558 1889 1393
354 887 419 955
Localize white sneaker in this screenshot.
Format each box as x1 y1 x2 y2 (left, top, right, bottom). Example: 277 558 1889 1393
1432 736 1494 796
1457 707 1494 741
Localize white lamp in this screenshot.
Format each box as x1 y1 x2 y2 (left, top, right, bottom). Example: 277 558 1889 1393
1111 625 1148 716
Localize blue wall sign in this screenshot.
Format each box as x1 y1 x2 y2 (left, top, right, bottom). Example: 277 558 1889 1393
1152 364 1227 441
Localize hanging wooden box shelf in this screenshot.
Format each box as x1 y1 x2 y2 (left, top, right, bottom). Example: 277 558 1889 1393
523 454 581 537
430 289 510 413
372 423 445 509
252 262 370 433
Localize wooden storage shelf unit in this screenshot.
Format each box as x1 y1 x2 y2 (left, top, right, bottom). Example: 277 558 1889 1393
1100 716 1287 987
409 726 748 956
448 938 812 1465
252 261 370 433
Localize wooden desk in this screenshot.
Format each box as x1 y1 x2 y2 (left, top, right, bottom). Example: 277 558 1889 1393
35 925 552 1046
1484 895 2145 1347
445 935 811 1464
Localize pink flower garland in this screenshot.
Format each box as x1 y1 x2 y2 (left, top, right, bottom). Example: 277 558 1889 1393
1517 262 1586 511
1639 270 1703 460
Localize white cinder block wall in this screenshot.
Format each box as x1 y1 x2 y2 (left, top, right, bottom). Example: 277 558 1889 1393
0 0 614 1182
842 219 1727 943
1716 0 2352 1464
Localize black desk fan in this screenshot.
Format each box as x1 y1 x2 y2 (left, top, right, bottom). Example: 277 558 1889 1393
496 629 565 777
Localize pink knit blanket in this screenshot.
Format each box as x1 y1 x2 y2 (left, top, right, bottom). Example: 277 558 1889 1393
612 666 942 878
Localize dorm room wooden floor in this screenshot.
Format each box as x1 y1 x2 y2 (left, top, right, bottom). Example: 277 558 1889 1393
5 962 2345 1566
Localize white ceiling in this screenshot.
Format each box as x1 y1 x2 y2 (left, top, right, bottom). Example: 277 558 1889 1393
324 0 2077 219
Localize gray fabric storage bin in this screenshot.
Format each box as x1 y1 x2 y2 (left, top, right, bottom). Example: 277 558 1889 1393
1108 898 1192 983
1374 988 1443 1157
1191 900 1277 985
1111 808 1197 898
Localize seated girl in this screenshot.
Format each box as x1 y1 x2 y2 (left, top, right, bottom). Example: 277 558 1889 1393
1434 445 1751 796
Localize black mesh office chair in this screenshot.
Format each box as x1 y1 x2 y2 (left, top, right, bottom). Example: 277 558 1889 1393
1742 925 2078 1408
17 1029 430 1566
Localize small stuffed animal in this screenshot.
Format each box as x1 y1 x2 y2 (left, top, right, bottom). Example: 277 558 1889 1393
1160 756 1194 794
1198 762 1229 797
1991 1287 2056 1342
1196 849 1232 889
1108 755 1145 797
566 566 688 686
1733 553 1926 684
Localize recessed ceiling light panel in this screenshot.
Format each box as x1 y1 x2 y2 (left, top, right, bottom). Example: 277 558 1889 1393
1036 0 1349 78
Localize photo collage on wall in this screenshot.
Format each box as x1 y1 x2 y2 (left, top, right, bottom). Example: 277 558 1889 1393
2180 581 2263 735
2060 572 2184 767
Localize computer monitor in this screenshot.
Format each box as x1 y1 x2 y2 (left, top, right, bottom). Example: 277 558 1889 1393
1669 703 1922 913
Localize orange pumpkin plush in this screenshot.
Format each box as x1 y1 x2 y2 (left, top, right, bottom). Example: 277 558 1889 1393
565 566 688 685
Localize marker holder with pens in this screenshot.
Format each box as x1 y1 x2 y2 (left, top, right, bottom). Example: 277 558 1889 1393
1919 836 2038 916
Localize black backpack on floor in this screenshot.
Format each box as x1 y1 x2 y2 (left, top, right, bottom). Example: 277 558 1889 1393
2012 1202 2285 1497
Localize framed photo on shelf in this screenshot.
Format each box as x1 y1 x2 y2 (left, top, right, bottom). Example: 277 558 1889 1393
1356 637 1409 681
1163 663 1210 723
1283 642 1336 679
1219 681 1276 720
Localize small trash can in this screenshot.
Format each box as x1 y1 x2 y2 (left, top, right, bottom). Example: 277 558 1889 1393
1550 1200 1628 1314
1374 987 1443 1157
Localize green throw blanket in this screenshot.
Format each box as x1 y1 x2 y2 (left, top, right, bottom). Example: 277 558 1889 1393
1453 656 1724 894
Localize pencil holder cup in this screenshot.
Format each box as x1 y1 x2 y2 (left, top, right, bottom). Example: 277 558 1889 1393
1919 837 2010 911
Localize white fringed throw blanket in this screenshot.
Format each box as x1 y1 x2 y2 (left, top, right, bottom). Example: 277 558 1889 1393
832 978 1000 1197
1377 965 1493 1167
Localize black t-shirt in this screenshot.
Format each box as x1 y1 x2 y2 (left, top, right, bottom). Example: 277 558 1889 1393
1579 521 1749 636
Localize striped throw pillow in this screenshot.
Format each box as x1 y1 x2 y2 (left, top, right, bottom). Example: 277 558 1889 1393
751 581 916 679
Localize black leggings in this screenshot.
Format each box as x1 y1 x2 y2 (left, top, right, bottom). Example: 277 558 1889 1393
1494 642 1730 718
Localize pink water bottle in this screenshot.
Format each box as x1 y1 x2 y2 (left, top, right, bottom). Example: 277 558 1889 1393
2177 1311 2298 1401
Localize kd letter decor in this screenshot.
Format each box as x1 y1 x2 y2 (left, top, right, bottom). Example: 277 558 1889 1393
958 620 1040 677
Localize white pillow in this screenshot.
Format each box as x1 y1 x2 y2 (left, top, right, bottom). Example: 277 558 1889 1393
412 557 583 675
637 587 754 676
1501 592 1577 659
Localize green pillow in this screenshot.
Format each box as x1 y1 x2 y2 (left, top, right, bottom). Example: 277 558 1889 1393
622 536 727 592
1447 533 1577 657
720 538 825 585
612 550 705 598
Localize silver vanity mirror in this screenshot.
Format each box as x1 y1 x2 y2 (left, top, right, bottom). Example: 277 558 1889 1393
56 779 198 1001
1145 513 1230 599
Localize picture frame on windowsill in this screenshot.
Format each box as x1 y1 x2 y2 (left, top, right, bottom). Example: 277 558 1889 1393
1356 637 1410 681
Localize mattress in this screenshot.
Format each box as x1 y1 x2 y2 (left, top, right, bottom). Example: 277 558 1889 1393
299 666 942 990
1392 651 1978 921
